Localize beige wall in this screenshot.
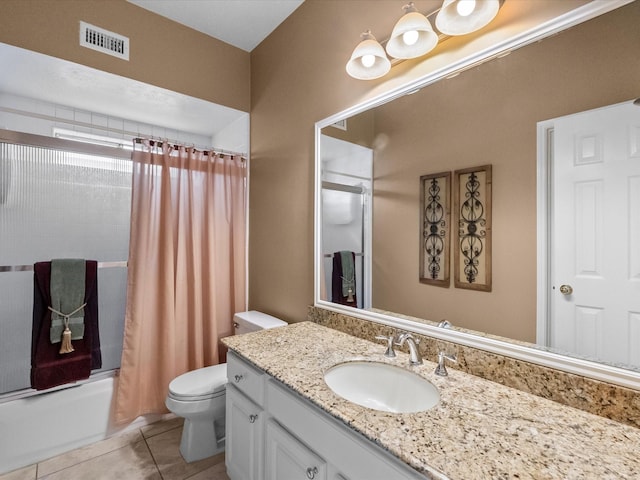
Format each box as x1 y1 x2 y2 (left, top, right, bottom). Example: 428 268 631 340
1 0 614 329
321 109 375 148
0 0 250 112
248 0 594 323
371 3 640 342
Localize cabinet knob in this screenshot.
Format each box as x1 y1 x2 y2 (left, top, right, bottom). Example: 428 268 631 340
249 414 258 423
234 374 244 383
306 466 318 479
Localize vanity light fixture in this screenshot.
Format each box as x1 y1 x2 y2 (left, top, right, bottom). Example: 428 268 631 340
346 30 391 80
386 2 438 60
435 0 500 36
346 0 502 80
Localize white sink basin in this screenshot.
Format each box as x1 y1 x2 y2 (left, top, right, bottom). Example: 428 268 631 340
324 361 440 414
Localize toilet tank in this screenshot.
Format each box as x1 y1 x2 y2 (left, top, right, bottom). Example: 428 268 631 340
233 310 287 335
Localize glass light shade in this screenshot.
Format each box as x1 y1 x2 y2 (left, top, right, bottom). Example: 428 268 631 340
346 32 391 80
386 10 438 59
435 0 500 36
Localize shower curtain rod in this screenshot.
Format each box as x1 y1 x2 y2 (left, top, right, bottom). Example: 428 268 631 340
0 107 247 159
133 137 246 159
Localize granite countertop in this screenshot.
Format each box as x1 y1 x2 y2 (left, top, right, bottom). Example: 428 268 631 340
222 322 640 480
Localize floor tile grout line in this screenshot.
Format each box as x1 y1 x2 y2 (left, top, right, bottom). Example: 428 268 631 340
142 423 183 441
141 427 165 480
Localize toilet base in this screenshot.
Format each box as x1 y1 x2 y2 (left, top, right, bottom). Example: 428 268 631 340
180 417 225 463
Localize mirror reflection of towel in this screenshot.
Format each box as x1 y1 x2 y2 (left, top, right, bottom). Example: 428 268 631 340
331 251 357 307
339 251 355 298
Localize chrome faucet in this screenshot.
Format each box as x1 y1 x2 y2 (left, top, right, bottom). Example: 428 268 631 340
434 351 457 376
395 332 422 366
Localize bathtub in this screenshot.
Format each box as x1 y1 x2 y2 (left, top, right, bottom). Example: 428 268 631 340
0 374 165 474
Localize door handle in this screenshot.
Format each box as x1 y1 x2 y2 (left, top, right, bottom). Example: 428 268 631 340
559 284 573 295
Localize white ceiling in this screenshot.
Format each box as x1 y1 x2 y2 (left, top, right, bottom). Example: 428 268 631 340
127 0 304 52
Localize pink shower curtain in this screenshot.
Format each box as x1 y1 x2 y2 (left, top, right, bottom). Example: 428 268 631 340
114 140 246 424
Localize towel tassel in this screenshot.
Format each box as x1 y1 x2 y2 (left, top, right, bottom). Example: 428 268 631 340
59 318 75 354
48 303 86 355
346 287 354 303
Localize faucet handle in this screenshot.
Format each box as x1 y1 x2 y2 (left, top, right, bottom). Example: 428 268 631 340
375 334 396 357
434 351 457 377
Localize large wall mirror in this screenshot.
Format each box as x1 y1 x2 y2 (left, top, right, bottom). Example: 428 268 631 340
315 0 640 389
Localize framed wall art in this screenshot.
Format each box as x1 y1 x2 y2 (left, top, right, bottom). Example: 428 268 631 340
454 165 492 291
419 171 451 287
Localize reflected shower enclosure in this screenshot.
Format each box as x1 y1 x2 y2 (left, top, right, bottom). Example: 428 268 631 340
320 134 372 309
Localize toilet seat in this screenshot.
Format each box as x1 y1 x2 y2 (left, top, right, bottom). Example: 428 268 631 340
168 364 227 401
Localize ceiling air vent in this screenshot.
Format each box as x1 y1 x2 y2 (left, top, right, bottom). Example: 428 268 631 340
79 21 129 61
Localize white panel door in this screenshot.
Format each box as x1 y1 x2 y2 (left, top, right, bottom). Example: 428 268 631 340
551 101 640 367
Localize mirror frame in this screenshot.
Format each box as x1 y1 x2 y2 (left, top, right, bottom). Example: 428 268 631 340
314 0 640 391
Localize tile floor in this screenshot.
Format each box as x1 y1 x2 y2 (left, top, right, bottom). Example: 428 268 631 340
0 417 230 480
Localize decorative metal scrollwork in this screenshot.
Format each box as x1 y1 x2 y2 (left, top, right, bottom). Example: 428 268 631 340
420 172 450 286
458 171 487 284
423 177 447 279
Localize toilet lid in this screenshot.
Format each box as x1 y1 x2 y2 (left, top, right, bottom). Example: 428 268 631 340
168 364 227 400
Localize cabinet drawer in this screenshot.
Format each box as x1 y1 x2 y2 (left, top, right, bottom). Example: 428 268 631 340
227 351 265 406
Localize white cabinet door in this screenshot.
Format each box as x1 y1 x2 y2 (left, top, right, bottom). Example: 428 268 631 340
265 419 327 480
226 384 264 480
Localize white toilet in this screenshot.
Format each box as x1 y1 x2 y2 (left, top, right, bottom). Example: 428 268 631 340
165 310 287 463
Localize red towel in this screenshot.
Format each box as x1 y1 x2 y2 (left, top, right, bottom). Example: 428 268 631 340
31 261 101 390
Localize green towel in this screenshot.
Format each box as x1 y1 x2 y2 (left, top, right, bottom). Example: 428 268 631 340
339 251 355 297
49 259 86 344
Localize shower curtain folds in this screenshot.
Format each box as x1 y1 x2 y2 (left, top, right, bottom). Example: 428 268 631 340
114 140 247 424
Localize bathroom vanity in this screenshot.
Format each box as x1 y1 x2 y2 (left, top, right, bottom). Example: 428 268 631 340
223 322 640 479
225 350 426 480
